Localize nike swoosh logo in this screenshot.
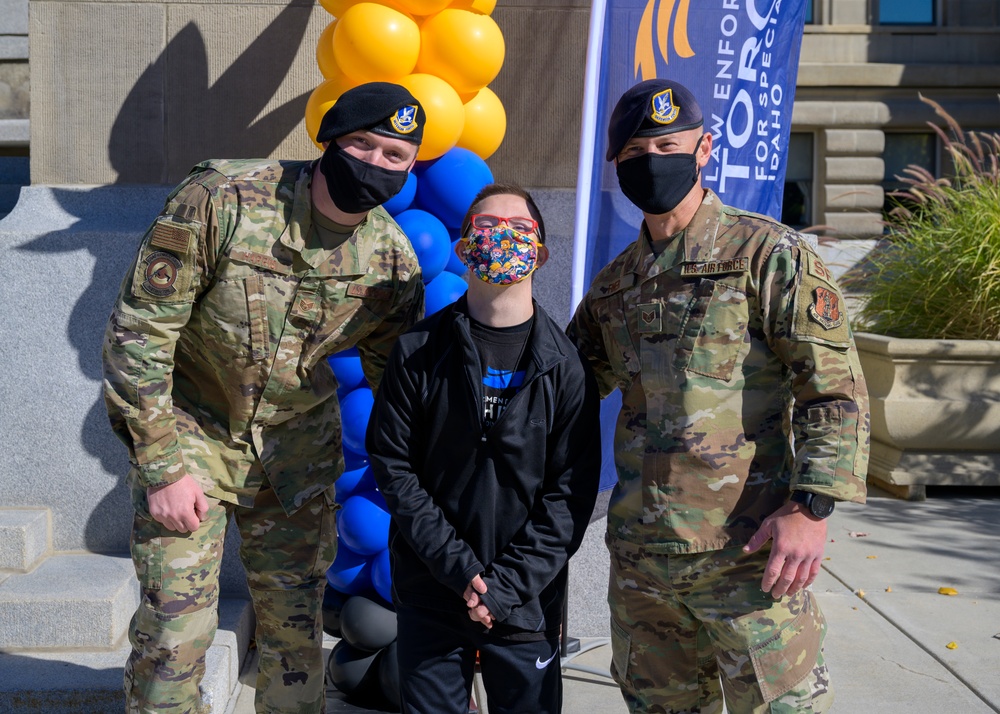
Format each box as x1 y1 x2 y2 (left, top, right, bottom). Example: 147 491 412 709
535 651 557 669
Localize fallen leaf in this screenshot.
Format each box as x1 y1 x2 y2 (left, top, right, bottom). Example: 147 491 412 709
852 606 858 611
856 589 865 598
823 557 831 561
946 642 958 650
885 587 892 593
866 555 878 559
848 531 869 538
938 587 959 596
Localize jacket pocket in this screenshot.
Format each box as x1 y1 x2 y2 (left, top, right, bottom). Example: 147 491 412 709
676 278 748 381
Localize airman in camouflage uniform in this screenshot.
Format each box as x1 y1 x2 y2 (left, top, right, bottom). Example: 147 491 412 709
103 83 427 714
567 79 870 713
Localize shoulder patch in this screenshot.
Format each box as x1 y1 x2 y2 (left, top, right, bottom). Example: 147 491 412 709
150 222 193 255
792 252 851 346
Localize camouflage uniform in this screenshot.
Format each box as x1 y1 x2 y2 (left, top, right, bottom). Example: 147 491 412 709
103 159 424 713
567 190 869 713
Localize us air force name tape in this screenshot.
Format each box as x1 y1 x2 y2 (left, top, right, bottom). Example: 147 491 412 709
317 82 425 145
606 78 704 161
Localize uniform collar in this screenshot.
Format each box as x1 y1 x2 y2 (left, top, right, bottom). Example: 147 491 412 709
280 162 374 274
624 189 724 277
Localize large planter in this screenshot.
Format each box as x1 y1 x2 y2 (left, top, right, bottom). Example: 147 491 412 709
855 333 1000 500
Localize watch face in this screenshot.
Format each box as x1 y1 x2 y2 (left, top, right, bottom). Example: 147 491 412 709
810 494 836 519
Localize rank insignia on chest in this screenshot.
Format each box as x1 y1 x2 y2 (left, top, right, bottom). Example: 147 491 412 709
637 302 662 333
142 251 182 297
808 286 844 330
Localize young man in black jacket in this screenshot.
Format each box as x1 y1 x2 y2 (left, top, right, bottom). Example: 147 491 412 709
367 183 602 714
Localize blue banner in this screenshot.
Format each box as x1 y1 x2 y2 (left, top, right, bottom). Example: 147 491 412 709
577 0 807 288
575 0 806 493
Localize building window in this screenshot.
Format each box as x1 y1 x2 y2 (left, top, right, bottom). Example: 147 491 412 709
878 0 935 25
804 1 813 24
883 132 936 216
782 133 813 229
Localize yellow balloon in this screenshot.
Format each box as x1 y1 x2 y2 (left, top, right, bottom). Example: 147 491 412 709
305 77 357 150
383 0 451 15
316 21 342 80
416 9 505 95
456 87 506 160
448 0 497 14
333 3 420 83
319 0 356 18
397 73 465 161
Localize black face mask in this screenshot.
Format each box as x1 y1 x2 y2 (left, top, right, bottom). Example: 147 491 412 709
319 143 411 214
615 138 702 215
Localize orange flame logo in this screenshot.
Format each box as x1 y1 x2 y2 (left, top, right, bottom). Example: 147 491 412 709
634 0 695 80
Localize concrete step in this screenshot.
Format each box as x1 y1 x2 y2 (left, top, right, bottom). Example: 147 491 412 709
0 553 137 649
0 597 255 714
0 508 50 572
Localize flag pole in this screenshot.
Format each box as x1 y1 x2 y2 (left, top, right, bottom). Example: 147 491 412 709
570 0 608 318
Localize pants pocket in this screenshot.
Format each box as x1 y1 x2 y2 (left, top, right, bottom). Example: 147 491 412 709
609 615 633 684
733 590 826 703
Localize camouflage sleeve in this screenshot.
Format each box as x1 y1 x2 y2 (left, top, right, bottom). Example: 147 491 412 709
101 173 230 488
761 237 870 503
566 292 619 399
357 245 425 394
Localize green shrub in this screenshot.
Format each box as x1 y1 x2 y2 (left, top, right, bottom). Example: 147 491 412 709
850 96 1000 340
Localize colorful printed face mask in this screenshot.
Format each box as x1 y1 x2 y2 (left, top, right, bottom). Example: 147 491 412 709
461 225 539 285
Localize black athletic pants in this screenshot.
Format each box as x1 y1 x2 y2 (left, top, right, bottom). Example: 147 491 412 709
395 602 562 714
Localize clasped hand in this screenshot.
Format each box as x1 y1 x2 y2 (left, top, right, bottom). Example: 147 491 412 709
463 574 494 629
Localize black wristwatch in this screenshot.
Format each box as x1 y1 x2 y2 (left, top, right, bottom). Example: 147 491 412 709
789 490 836 520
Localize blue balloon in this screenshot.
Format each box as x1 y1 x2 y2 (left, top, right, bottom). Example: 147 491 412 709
335 466 377 504
329 347 367 396
382 171 417 216
340 388 374 454
343 444 370 471
338 490 391 556
416 148 494 229
372 548 392 604
425 271 469 316
445 239 467 276
394 209 450 284
327 544 373 595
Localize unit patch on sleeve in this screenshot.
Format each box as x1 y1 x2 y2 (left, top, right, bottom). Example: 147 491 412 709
809 286 844 330
141 251 183 297
792 251 851 346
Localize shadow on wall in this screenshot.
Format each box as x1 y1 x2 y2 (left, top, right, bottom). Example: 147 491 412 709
112 2 314 184
11 6 312 552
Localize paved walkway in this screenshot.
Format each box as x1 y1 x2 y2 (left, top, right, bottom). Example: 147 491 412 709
228 485 1000 713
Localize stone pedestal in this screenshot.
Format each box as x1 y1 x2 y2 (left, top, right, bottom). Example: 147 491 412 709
855 332 1000 500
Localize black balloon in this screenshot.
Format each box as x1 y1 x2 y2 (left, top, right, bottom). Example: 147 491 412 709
326 639 380 697
378 641 401 711
322 586 347 638
340 594 398 652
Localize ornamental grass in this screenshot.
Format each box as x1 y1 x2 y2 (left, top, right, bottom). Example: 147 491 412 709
849 95 1000 341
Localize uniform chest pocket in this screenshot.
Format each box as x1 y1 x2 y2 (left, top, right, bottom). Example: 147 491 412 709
289 280 387 368
598 295 642 389
675 278 748 381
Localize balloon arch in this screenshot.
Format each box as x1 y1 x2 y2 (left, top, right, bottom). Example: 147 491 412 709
312 1 507 708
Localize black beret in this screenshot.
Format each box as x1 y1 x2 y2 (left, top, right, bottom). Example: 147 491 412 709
316 82 425 145
606 78 703 161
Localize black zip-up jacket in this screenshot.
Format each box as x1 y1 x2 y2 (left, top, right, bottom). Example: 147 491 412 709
366 296 601 632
